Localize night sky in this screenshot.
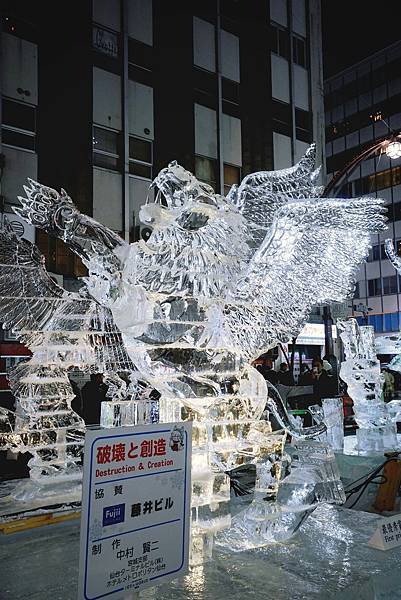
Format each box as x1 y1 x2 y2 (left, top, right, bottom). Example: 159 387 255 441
322 0 401 77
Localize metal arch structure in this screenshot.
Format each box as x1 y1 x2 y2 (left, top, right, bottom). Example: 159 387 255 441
323 129 401 198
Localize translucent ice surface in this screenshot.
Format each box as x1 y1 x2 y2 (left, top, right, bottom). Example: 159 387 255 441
339 319 398 453
0 145 386 550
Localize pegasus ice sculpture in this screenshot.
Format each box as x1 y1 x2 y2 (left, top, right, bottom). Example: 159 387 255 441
338 318 397 453
0 145 385 554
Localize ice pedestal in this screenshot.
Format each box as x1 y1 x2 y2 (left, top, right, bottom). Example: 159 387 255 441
216 440 345 551
354 425 398 454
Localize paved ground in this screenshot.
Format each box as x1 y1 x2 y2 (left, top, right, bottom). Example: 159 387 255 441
0 518 81 600
1 505 401 600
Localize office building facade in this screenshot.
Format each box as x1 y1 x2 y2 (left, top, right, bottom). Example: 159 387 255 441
1 0 324 281
325 41 401 335
0 0 327 378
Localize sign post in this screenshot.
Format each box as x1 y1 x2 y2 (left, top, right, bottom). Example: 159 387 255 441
78 422 192 599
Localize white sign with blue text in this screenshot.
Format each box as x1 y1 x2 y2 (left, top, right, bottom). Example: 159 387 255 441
78 422 192 599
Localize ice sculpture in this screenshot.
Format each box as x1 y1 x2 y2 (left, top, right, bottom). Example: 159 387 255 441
338 319 397 453
309 398 344 451
0 145 385 553
0 224 135 499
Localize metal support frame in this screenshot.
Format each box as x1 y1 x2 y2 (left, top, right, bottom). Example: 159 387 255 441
215 0 224 196
121 0 130 243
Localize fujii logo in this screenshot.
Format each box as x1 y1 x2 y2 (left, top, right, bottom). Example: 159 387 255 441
103 504 125 527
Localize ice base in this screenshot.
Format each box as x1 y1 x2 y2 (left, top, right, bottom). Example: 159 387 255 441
5 474 82 503
354 425 398 454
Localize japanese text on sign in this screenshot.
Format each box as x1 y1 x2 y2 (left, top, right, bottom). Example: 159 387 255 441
78 422 192 599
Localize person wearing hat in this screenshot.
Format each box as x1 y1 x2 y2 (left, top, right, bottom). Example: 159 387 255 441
311 357 336 404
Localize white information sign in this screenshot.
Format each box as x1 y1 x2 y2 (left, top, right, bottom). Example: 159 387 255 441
368 514 401 551
78 422 192 599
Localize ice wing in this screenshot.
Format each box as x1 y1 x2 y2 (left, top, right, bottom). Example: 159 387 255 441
0 221 68 347
0 223 134 371
231 196 386 357
229 144 323 232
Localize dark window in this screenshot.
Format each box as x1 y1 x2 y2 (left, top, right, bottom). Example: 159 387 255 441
223 163 240 195
2 128 35 151
368 278 382 296
383 275 397 295
129 162 152 178
94 153 119 170
93 127 118 154
2 99 36 151
129 137 152 163
272 100 292 136
128 38 153 72
271 25 289 60
393 202 401 222
222 78 240 105
367 244 387 262
387 204 394 222
293 36 306 67
354 281 360 298
2 99 35 132
129 136 152 179
367 244 380 262
93 126 119 171
195 156 218 190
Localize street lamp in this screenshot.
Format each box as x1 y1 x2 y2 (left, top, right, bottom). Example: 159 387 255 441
324 129 401 197
385 140 401 159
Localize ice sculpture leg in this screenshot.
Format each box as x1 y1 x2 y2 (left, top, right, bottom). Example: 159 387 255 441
0 357 85 501
338 319 398 453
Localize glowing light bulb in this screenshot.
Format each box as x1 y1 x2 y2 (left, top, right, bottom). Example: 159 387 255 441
386 141 401 159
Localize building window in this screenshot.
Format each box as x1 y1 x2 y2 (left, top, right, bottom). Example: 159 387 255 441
193 17 216 72
355 167 401 195
293 35 306 67
368 278 382 297
368 313 384 333
222 78 240 105
93 126 120 170
2 98 35 151
223 163 241 196
384 312 399 332
354 281 360 299
367 243 388 262
128 38 153 75
129 136 152 178
383 275 397 295
195 156 218 190
271 24 289 60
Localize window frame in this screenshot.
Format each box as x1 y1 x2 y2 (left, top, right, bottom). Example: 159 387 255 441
2 97 36 153
128 135 153 180
92 125 120 171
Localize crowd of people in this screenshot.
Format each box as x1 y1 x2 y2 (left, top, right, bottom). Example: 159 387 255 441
256 357 338 406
